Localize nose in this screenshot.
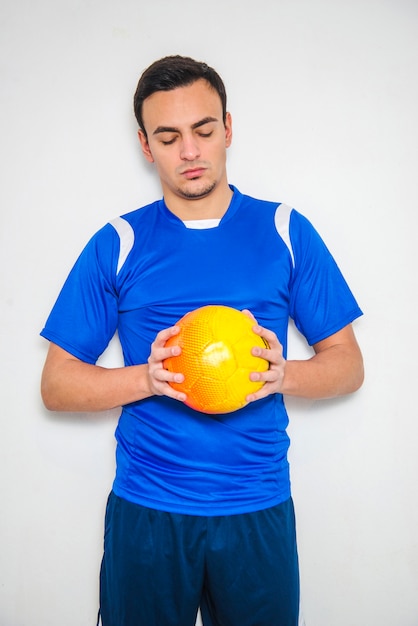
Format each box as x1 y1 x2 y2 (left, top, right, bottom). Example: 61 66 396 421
180 134 200 161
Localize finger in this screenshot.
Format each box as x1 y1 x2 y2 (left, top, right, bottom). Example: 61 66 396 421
251 323 279 348
251 344 271 361
154 324 181 346
149 366 187 400
249 368 282 384
154 381 187 403
241 308 257 322
153 365 184 386
149 327 182 364
245 384 271 404
162 383 187 403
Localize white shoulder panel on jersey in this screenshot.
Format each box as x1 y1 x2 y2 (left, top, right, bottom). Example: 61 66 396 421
109 216 135 275
274 203 295 268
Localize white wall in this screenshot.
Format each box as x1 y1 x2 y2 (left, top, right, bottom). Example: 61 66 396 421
1 0 417 624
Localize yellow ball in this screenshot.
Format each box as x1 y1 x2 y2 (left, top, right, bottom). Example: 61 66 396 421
163 305 269 414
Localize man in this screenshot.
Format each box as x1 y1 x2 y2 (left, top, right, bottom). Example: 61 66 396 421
41 55 364 626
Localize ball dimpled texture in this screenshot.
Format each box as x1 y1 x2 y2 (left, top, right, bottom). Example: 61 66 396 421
163 305 269 414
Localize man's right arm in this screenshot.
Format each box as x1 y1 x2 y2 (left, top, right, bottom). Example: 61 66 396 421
41 327 187 413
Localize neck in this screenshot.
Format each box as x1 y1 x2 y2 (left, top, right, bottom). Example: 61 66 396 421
163 181 233 221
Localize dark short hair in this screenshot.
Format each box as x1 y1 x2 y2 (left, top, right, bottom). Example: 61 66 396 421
133 55 227 134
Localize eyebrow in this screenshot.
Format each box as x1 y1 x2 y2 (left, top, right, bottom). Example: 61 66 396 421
152 116 219 136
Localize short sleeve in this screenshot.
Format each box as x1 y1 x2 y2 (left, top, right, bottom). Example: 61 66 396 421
288 211 362 345
40 224 121 363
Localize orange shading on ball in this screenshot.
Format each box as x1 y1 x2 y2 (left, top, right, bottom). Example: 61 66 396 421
163 305 269 414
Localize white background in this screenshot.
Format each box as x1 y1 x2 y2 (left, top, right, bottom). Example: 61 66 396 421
1 1 417 624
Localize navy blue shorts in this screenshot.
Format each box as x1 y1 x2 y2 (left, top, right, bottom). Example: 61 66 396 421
98 492 300 626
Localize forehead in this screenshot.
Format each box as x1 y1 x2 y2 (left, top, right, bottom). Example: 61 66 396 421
141 79 223 132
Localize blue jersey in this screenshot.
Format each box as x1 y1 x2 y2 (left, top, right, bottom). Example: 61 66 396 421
41 187 362 515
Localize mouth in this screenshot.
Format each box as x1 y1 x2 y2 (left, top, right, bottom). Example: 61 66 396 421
181 167 207 180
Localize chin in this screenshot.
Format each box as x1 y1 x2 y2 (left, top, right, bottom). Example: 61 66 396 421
179 180 217 199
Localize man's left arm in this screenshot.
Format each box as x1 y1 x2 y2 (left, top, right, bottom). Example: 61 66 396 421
248 323 364 401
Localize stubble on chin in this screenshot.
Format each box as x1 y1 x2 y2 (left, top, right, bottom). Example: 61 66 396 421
177 179 217 200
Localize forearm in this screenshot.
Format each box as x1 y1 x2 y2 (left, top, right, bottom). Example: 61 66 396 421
281 343 364 400
41 357 152 412
247 322 364 403
41 328 188 413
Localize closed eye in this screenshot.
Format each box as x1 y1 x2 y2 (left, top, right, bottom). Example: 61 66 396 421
159 135 178 145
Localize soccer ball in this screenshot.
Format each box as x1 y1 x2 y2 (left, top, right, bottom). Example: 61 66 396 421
163 305 269 414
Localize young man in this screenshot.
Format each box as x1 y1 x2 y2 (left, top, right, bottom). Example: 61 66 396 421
41 55 364 626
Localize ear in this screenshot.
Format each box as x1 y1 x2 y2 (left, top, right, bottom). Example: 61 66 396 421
138 130 154 163
224 112 233 148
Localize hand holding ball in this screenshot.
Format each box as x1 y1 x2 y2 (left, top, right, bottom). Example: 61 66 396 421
163 305 269 414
